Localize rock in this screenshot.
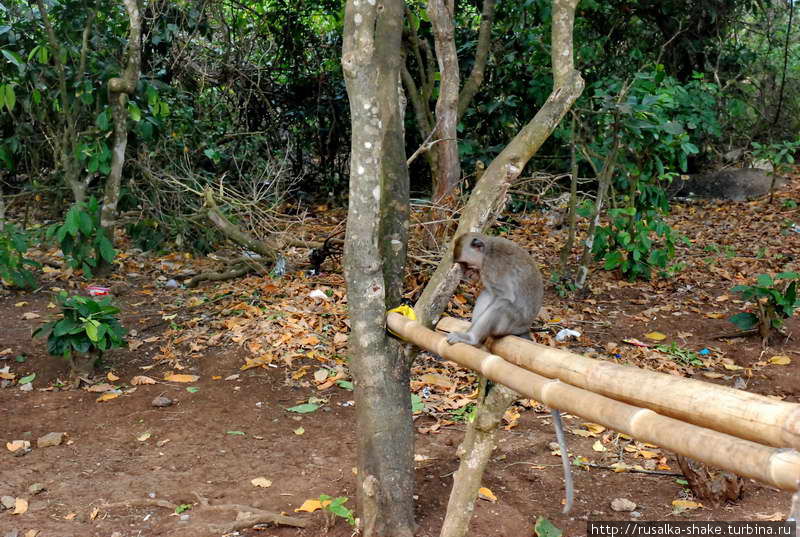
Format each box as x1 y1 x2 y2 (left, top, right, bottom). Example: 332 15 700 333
37 432 65 448
611 498 637 512
0 496 15 510
164 279 180 289
152 396 173 407
7 440 31 457
27 483 45 495
670 168 786 201
19 382 33 392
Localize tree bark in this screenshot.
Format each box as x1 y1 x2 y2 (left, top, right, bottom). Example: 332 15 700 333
341 0 415 535
440 380 519 537
428 0 461 206
101 0 142 246
415 0 584 327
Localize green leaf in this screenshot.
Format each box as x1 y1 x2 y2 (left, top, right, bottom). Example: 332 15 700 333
336 380 354 391
96 110 109 131
286 403 320 414
97 235 116 263
186 386 199 393
1 49 24 70
534 516 563 537
226 430 246 435
128 102 141 121
756 274 773 288
776 271 800 280
3 84 15 112
728 312 759 331
84 320 100 342
19 373 36 385
410 393 424 413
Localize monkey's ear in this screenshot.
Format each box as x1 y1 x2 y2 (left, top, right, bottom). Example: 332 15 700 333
470 237 484 250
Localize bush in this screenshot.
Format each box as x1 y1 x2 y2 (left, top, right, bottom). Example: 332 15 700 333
0 222 39 289
46 197 115 278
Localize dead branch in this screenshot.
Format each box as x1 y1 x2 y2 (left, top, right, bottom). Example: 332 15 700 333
100 491 308 536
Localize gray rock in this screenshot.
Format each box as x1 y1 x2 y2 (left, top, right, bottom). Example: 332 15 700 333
670 168 786 201
152 396 173 407
27 483 45 495
0 496 15 510
37 432 65 448
611 498 637 512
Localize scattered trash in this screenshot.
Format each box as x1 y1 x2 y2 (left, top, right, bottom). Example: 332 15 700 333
698 348 710 355
308 289 328 300
87 285 110 297
555 328 581 342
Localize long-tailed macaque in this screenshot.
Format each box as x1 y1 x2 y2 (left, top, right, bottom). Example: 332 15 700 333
447 232 574 514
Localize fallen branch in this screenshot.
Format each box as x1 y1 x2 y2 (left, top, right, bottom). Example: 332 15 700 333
100 492 308 537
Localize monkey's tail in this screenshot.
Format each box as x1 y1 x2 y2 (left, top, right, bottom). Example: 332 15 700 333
552 409 574 514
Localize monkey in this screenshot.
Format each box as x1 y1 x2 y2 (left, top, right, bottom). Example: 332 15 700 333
446 232 574 514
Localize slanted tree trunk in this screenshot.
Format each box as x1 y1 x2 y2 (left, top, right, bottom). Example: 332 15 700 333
410 1 584 533
98 0 141 274
341 0 415 535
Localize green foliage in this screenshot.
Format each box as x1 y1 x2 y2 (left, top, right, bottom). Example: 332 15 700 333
319 494 356 526
126 219 168 252
46 197 115 278
654 342 704 367
729 272 800 333
33 292 126 359
0 222 39 289
592 207 682 281
750 139 800 173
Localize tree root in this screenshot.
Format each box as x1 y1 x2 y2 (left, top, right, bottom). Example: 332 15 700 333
101 491 308 536
186 261 259 288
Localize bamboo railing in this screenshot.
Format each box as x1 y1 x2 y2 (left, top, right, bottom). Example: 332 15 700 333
386 312 800 492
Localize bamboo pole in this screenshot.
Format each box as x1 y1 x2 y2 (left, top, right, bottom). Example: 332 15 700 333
438 317 800 450
386 313 800 491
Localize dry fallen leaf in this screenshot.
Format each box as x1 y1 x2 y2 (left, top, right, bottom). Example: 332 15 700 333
14 301 28 307
86 383 115 393
644 331 667 341
295 499 324 513
768 355 791 365
131 375 156 385
163 373 199 383
137 432 152 442
251 477 273 488
21 312 40 320
107 372 120 381
592 440 607 452
96 393 120 402
12 498 29 515
90 507 100 520
672 499 703 510
24 530 39 537
478 487 497 502
64 512 77 520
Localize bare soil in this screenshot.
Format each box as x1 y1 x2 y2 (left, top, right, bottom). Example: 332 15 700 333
1 184 799 536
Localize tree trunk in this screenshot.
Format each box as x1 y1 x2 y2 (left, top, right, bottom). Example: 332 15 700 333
341 1 415 535
99 0 142 274
428 0 461 206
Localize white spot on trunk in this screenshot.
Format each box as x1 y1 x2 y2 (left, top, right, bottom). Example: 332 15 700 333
357 166 365 175
372 185 380 200
354 13 362 24
363 101 371 110
367 0 375 4
364 141 372 149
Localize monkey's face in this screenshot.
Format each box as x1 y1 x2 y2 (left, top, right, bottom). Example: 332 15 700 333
453 233 486 271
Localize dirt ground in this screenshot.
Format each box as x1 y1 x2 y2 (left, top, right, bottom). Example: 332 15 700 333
2 183 799 537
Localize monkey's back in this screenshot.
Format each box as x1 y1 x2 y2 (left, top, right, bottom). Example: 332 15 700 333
481 236 543 325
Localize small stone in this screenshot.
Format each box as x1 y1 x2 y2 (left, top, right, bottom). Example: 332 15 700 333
164 279 180 289
37 432 65 448
631 511 642 518
152 396 173 407
611 498 637 512
27 483 45 495
19 382 33 392
179 513 190 521
0 496 15 509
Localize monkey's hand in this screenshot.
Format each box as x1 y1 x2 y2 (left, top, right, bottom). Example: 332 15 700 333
446 331 478 345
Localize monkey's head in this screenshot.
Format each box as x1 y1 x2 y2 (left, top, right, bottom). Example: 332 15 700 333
452 232 487 271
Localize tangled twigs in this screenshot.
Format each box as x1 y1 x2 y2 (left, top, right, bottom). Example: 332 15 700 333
100 492 308 536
